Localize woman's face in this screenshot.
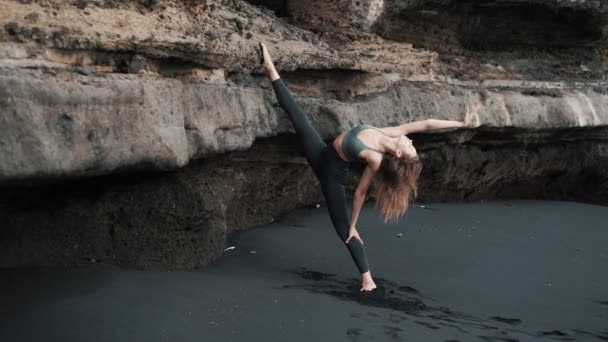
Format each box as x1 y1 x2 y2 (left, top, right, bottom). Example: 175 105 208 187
395 135 417 159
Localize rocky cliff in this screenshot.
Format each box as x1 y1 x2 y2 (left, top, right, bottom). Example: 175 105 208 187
1 0 607 269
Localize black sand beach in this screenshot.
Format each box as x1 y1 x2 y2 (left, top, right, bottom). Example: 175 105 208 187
1 201 607 342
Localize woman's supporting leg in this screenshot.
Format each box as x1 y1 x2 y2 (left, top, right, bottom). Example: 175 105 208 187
321 181 370 274
272 78 325 173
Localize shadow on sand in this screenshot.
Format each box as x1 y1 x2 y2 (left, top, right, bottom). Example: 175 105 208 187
278 267 608 342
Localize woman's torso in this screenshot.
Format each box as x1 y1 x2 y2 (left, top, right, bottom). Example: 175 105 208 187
333 124 384 163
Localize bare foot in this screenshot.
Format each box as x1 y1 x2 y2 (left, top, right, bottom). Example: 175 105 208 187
360 272 377 292
259 42 279 81
259 42 273 70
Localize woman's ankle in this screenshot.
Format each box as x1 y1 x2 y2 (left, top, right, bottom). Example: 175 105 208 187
266 66 280 82
264 61 275 73
361 271 373 280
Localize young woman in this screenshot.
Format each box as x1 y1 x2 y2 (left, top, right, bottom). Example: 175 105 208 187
260 43 477 291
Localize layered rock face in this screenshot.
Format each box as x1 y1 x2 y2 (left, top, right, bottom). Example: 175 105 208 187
1 0 607 269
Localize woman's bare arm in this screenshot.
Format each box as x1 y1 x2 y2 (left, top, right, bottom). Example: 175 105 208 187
377 119 463 136
349 161 380 233
377 103 479 136
426 119 467 130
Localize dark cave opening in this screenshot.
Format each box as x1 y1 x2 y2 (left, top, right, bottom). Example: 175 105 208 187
243 0 287 16
373 1 606 52
458 2 605 50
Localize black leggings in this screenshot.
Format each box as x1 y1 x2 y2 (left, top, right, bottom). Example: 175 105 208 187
272 78 370 274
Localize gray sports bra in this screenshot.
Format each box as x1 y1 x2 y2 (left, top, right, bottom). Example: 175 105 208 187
341 124 384 162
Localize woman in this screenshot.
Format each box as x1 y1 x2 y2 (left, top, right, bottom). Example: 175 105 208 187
260 43 477 291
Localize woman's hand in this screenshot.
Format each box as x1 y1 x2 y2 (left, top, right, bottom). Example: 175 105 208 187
346 226 364 244
463 102 481 127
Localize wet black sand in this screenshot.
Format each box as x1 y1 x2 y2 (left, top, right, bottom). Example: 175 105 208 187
1 201 607 341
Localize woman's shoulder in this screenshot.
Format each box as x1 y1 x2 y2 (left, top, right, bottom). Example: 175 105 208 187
345 124 369 133
359 150 383 170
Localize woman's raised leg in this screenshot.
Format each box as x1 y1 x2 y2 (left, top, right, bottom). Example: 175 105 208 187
261 43 325 173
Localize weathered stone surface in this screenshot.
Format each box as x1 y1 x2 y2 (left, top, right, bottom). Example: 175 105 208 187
0 139 322 269
0 70 268 182
3 66 608 183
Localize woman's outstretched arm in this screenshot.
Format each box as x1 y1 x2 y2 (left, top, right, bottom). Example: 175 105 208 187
378 103 480 136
